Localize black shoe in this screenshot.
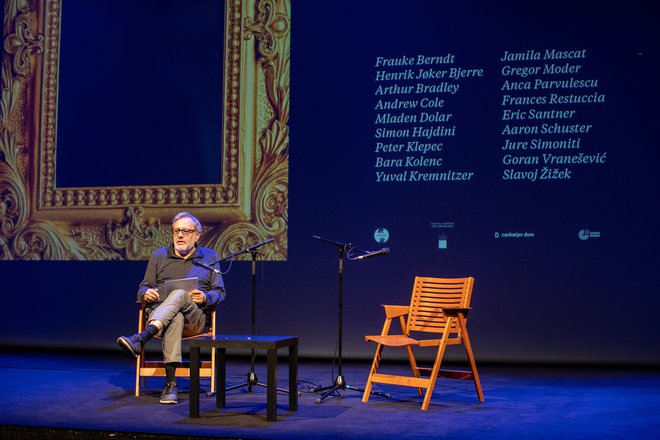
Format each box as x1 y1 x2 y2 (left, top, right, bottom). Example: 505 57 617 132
117 334 143 359
160 382 178 404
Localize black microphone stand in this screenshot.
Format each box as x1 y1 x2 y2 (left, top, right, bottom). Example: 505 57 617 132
222 238 289 394
311 235 390 403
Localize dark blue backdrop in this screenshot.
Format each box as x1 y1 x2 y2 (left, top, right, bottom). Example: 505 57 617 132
1 0 658 365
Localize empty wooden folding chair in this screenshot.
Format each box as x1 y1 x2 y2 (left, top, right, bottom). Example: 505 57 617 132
362 276 484 410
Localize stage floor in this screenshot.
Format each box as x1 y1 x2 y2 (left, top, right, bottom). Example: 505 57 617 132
1 349 659 439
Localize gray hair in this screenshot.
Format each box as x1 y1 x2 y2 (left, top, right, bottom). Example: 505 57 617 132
172 212 202 234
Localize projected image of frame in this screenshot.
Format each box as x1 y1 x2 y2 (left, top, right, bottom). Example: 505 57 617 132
0 0 289 260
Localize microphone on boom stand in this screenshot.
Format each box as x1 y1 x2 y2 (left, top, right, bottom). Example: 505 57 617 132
192 260 220 274
355 247 390 260
311 235 392 403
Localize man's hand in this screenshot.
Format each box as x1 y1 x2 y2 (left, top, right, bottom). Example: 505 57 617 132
189 289 207 304
143 288 160 303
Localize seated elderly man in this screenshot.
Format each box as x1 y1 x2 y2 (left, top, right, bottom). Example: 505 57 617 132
117 211 226 404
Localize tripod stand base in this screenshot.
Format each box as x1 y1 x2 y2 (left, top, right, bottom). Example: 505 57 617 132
226 370 292 394
313 375 390 404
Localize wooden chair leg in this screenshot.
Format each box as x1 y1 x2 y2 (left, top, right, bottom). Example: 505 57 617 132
362 343 384 403
459 315 484 402
134 355 141 396
135 306 145 396
210 347 216 393
404 345 423 397
421 334 449 411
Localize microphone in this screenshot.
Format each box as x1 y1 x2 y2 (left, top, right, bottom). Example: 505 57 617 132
193 260 220 274
355 247 390 260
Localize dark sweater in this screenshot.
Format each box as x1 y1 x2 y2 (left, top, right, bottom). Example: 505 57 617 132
137 245 226 306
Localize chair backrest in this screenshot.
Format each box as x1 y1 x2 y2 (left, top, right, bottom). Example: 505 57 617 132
406 276 474 335
183 305 216 340
202 305 215 332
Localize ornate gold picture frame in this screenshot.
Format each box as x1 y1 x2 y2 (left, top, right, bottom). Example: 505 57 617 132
0 0 289 260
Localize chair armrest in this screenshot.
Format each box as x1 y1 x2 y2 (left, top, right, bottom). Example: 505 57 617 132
382 305 408 318
442 307 471 317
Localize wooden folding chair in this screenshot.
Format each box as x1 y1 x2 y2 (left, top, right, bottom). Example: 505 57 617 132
134 303 216 396
362 276 484 410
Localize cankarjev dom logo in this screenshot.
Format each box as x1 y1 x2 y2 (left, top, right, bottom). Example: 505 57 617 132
578 229 601 240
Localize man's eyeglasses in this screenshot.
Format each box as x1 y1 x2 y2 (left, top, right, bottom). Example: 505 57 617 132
172 228 196 236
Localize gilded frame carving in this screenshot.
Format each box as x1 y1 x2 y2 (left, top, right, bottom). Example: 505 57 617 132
0 0 290 260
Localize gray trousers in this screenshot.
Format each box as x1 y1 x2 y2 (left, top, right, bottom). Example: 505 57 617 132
148 289 206 364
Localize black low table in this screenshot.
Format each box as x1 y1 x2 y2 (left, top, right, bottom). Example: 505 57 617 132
189 335 299 421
